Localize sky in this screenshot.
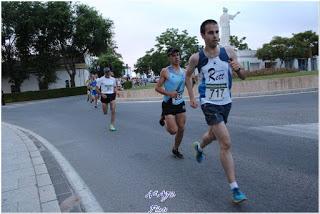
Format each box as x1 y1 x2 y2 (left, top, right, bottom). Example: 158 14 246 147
81 0 319 69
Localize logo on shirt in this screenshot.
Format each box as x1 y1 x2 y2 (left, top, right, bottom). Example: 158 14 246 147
208 68 224 81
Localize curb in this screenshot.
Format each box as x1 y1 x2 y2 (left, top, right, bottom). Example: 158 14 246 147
3 122 104 212
116 88 318 102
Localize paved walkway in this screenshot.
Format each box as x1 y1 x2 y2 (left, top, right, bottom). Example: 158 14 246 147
2 123 60 212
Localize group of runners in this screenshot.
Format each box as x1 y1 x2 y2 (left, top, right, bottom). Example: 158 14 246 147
86 19 248 204
86 68 118 131
155 19 247 204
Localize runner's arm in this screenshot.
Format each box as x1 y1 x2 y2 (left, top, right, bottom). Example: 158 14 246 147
95 79 105 98
155 68 177 98
113 78 118 95
185 53 199 108
226 46 246 80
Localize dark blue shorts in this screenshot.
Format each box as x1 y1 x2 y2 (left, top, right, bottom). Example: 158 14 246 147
91 90 97 96
201 103 232 125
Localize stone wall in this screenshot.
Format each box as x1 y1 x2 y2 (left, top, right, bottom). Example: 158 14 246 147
117 75 318 100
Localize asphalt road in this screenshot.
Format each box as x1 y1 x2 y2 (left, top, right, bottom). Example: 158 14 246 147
2 91 318 212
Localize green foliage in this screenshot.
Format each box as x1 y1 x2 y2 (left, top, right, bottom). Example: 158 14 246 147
135 50 168 76
155 28 199 67
123 81 133 89
229 35 249 50
291 31 318 58
256 43 277 62
1 2 31 91
1 1 116 89
135 28 199 74
97 51 124 78
3 86 87 103
256 31 318 66
238 68 298 78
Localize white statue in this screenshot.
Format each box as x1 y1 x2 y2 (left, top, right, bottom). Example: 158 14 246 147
219 7 240 46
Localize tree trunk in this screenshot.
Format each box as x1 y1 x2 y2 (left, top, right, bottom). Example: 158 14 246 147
63 57 77 88
38 81 49 90
13 80 21 93
70 71 76 87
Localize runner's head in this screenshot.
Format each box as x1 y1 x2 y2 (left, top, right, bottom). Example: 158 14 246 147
167 47 180 66
104 67 111 77
200 19 219 48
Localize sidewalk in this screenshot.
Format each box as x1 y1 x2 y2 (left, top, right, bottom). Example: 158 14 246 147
2 123 60 212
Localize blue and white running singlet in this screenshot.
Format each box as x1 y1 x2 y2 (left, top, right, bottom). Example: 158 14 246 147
197 47 233 105
163 65 185 105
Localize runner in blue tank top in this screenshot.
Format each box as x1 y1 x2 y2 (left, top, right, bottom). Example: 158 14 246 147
185 19 248 204
155 48 186 159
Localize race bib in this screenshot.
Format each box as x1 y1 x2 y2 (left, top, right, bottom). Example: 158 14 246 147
172 92 183 104
106 86 113 91
205 83 228 101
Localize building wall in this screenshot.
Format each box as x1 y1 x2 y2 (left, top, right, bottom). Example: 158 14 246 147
2 68 90 93
237 49 318 71
237 50 265 71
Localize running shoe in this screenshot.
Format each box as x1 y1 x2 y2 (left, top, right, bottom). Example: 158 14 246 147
172 149 184 159
192 141 205 163
232 188 247 204
159 115 165 126
109 124 116 131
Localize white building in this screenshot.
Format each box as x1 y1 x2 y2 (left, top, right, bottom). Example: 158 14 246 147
2 63 90 93
236 49 318 71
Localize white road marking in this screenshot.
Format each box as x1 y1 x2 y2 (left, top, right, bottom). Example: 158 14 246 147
250 123 318 140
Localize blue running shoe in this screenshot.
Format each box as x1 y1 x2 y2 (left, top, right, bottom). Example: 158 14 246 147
192 141 205 163
232 188 247 204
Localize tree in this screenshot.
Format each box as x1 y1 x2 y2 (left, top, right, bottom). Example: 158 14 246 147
135 28 199 74
154 28 199 67
1 2 31 92
57 3 115 87
134 48 168 76
291 31 318 59
97 51 124 78
28 2 61 90
256 43 277 62
269 36 291 67
256 31 318 69
135 53 153 74
2 1 117 90
229 35 249 50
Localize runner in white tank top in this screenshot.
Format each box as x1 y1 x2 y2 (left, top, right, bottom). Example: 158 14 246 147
185 19 248 204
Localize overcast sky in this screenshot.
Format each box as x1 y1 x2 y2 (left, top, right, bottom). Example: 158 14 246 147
81 0 318 68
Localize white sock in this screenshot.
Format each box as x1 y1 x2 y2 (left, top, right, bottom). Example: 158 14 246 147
230 181 238 190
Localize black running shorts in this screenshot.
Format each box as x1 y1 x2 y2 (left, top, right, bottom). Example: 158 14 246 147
101 93 116 104
201 103 232 125
162 101 186 116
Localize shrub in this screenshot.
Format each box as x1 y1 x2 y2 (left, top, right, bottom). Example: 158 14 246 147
123 81 133 89
3 86 87 103
233 68 299 78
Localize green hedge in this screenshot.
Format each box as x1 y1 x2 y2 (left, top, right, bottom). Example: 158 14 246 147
233 68 299 78
3 86 87 103
123 81 133 89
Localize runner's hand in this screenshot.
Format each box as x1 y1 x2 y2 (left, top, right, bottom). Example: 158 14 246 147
101 94 107 99
168 91 178 98
228 58 241 72
190 99 198 108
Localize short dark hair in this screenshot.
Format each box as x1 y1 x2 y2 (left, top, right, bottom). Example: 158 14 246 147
167 47 180 56
103 67 111 73
200 19 218 34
